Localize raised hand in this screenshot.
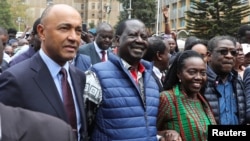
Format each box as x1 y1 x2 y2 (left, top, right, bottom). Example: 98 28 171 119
162 6 169 20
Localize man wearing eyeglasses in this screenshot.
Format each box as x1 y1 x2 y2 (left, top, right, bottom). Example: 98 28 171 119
203 35 246 125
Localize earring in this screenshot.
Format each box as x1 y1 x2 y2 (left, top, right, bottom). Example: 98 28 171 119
179 79 181 83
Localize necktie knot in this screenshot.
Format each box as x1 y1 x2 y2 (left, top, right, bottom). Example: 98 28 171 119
60 68 67 77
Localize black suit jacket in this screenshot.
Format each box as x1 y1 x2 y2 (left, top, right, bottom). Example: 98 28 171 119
0 103 76 141
0 53 87 140
78 42 112 65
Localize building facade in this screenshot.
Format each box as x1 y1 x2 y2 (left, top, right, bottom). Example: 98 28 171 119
19 0 120 30
159 0 250 39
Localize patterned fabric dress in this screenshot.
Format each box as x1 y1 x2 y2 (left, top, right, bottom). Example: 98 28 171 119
157 85 216 141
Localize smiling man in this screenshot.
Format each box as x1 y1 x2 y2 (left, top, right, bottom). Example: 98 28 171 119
203 35 246 125
84 19 160 140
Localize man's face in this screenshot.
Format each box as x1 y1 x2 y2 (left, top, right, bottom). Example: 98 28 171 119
37 5 82 66
235 42 245 65
95 28 113 50
240 31 250 44
209 39 237 75
118 20 148 64
166 38 176 53
0 34 8 46
159 43 170 71
29 34 41 51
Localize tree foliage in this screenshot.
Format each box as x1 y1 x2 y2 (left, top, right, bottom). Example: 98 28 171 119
8 0 29 31
116 0 156 33
185 0 250 40
0 0 15 29
0 0 29 31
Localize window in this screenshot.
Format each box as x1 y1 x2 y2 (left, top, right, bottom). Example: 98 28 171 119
179 18 185 27
81 4 84 9
181 0 186 8
47 0 53 5
92 13 95 18
92 3 95 9
171 20 176 30
241 0 248 4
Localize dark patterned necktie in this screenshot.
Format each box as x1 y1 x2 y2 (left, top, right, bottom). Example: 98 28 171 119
60 68 77 132
101 50 106 62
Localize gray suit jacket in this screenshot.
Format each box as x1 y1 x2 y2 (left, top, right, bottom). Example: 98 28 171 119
0 103 76 141
0 53 87 140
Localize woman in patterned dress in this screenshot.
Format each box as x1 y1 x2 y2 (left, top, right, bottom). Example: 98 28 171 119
157 50 216 141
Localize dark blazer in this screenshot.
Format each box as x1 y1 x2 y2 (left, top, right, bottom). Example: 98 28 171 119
152 72 164 92
0 53 87 140
0 103 76 141
78 42 112 65
9 46 36 67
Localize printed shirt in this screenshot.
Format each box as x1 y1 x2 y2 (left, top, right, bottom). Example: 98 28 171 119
157 85 216 141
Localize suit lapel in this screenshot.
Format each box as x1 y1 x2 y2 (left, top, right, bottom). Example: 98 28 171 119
90 44 101 64
31 54 67 121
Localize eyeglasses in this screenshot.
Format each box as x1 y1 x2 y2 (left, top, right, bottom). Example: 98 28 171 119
214 49 238 56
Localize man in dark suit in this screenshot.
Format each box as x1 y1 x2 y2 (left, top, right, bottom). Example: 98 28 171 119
9 17 41 67
0 34 76 141
78 22 114 64
143 36 170 92
0 4 87 141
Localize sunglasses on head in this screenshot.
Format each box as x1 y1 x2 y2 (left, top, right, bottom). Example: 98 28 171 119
214 49 238 56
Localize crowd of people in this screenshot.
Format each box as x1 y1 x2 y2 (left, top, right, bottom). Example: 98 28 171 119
0 3 250 141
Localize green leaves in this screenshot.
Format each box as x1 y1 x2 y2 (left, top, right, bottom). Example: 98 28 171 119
186 0 250 40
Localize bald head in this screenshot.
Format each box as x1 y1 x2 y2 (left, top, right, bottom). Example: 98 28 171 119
37 4 83 66
96 22 113 33
40 4 81 25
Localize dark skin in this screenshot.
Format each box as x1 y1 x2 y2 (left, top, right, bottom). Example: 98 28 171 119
116 20 148 69
81 31 91 43
177 57 207 99
116 19 181 141
153 42 170 72
208 39 236 82
162 7 171 34
95 24 113 50
0 39 3 63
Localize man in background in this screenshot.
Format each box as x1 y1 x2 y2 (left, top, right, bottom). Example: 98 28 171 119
78 22 113 64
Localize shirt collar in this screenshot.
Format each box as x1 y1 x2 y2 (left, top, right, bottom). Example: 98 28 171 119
94 41 106 53
39 49 70 78
153 66 162 80
121 59 145 73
